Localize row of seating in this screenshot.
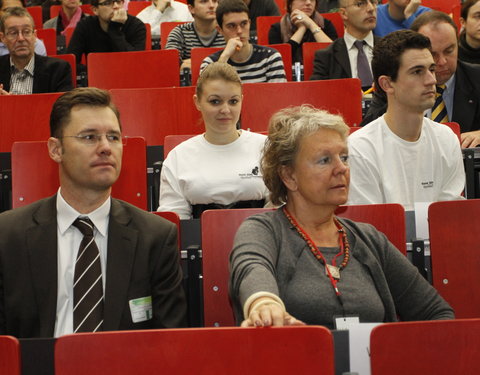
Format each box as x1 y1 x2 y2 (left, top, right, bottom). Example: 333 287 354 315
5 136 480 323
2 319 480 374
0 79 364 153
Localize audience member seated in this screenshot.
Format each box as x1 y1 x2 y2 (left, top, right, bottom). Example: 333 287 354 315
268 0 336 64
229 105 454 328
0 87 187 338
316 0 338 12
158 62 268 219
459 0 480 64
67 0 146 64
0 7 72 94
363 11 480 148
0 0 46 55
136 0 193 38
165 0 225 71
242 0 279 42
200 0 286 83
348 30 465 210
43 0 86 50
310 0 377 89
373 0 430 37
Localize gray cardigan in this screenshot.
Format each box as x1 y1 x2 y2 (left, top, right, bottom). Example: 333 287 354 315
229 209 454 327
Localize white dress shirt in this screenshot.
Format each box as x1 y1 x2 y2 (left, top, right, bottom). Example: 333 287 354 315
54 190 110 337
136 0 193 36
344 31 374 80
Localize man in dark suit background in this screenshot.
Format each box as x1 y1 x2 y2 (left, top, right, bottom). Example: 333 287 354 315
0 87 187 338
310 0 378 88
0 6 72 94
362 11 480 148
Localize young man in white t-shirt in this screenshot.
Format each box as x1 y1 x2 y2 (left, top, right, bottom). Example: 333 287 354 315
348 29 465 210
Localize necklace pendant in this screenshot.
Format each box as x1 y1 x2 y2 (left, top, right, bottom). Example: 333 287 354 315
326 264 340 280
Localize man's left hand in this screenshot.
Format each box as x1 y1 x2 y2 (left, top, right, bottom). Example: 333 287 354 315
404 0 421 19
461 130 480 148
111 8 128 23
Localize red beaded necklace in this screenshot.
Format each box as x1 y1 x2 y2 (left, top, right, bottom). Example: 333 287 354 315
283 206 350 287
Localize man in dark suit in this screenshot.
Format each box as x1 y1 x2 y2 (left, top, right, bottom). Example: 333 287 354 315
0 87 187 338
0 6 72 94
362 11 480 148
310 0 378 88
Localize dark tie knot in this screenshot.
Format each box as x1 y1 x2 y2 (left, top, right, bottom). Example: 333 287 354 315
354 40 366 50
436 84 446 94
73 217 95 237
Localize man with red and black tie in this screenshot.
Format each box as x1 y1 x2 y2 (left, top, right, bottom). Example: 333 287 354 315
0 87 187 338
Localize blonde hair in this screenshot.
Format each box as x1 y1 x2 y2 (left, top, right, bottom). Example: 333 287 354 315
196 62 242 99
262 105 349 205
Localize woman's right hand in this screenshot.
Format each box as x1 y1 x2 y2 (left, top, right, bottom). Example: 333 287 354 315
241 298 305 327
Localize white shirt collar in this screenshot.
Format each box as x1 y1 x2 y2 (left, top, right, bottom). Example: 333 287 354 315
344 31 375 50
56 188 111 236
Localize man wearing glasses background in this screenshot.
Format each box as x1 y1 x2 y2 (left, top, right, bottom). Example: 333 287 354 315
374 0 430 37
0 0 47 56
67 0 146 64
310 0 378 89
0 87 187 338
0 6 72 94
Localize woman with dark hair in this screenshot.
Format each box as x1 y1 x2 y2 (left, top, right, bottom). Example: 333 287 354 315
268 0 337 63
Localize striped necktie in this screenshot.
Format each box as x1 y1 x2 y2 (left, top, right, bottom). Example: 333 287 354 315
72 217 104 333
431 84 449 123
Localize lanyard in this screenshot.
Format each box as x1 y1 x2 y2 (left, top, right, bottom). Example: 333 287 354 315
282 207 351 305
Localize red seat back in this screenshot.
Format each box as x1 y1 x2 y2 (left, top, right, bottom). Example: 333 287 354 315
190 47 223 86
88 50 180 89
322 12 344 38
36 28 57 55
161 21 188 49
241 79 363 131
371 319 480 375
428 199 480 318
55 327 335 375
11 137 148 210
110 86 202 146
27 6 43 29
0 336 20 375
256 15 281 45
302 41 331 80
0 93 61 153
127 1 151 15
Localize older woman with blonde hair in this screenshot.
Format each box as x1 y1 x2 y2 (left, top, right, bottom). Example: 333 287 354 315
158 62 268 219
229 105 453 328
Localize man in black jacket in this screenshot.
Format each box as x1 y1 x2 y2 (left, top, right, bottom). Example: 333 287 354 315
310 0 378 88
67 0 146 64
362 11 480 148
0 7 72 94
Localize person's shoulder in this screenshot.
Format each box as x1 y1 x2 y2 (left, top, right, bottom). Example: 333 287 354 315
349 117 384 141
422 118 459 140
126 14 146 25
112 199 175 231
0 196 55 227
457 60 480 81
416 5 431 15
253 44 279 56
176 21 194 31
242 130 267 141
43 16 57 29
36 53 69 67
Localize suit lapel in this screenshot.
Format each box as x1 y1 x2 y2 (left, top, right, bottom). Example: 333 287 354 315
334 39 352 77
32 54 47 94
0 56 11 92
26 196 58 337
103 199 138 330
452 63 477 133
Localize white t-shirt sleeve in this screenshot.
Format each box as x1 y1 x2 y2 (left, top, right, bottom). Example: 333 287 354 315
158 152 193 220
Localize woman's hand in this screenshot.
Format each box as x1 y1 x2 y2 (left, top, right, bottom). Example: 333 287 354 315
290 9 313 30
241 298 305 327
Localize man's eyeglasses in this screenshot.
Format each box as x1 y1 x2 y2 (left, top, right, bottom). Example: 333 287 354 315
60 133 126 146
97 0 125 7
4 28 34 40
346 0 378 9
